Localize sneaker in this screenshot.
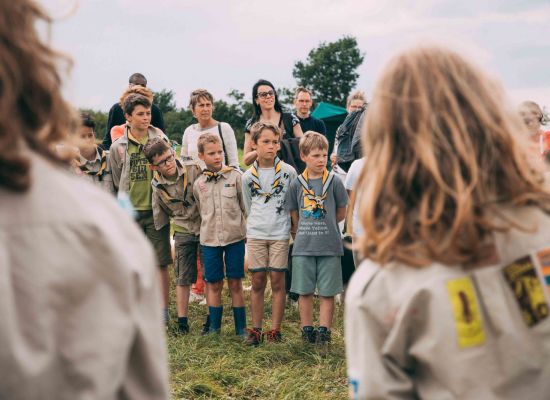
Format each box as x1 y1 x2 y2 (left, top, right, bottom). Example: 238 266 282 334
245 328 263 346
317 329 332 345
265 329 283 343
189 292 205 303
301 327 317 344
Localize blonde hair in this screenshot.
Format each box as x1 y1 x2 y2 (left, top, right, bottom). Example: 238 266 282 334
250 122 281 144
356 46 550 268
197 133 221 154
346 90 366 108
519 101 548 125
299 131 328 156
119 85 154 106
0 1 77 192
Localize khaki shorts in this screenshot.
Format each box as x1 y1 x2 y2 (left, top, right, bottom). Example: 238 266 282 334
247 238 289 272
135 210 172 267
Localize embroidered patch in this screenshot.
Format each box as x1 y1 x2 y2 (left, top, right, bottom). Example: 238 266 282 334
503 255 549 327
536 248 550 293
447 276 486 348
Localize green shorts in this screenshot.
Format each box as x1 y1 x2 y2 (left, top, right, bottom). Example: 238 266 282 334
291 256 343 297
136 211 172 267
174 232 200 286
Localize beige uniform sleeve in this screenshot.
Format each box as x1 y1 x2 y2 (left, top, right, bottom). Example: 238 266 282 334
345 262 416 400
110 143 123 192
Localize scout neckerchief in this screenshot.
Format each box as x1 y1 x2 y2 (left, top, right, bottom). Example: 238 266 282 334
152 159 190 207
297 168 334 215
249 156 283 203
127 129 148 151
203 166 234 183
79 148 108 180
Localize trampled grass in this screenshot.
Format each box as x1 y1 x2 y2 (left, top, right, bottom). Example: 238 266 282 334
166 278 348 400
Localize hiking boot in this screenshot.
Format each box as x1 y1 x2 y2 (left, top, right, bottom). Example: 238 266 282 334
301 327 317 344
245 328 263 346
317 328 331 345
265 329 283 343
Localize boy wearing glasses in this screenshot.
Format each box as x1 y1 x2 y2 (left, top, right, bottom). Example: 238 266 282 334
110 93 173 324
144 138 202 334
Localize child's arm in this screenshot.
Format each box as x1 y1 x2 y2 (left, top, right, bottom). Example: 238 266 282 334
345 190 354 235
290 210 299 239
336 206 347 224
151 190 170 230
241 174 252 216
110 145 122 192
236 173 247 216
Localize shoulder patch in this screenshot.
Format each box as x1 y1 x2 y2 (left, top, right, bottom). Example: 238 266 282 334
447 276 486 348
503 255 549 327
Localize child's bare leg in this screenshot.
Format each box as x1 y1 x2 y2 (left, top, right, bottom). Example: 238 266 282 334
319 296 335 329
159 266 170 309
207 281 224 307
176 285 190 317
250 272 267 328
299 294 314 328
228 278 244 307
270 271 286 330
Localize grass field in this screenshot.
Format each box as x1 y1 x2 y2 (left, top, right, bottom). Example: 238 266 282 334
166 275 348 400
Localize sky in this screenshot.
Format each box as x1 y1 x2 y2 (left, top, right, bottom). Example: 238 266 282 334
39 0 550 113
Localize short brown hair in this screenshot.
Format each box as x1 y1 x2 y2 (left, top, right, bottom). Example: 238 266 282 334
123 93 151 116
189 89 214 111
197 133 221 154
250 122 281 144
143 138 170 164
294 86 312 101
299 131 328 155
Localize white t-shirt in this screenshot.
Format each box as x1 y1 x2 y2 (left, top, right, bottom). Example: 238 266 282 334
180 122 238 169
344 158 365 237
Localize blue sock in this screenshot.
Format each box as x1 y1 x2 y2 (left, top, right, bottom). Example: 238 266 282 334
208 306 223 332
232 306 246 336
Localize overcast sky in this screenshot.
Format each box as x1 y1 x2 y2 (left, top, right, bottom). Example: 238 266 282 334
39 0 550 114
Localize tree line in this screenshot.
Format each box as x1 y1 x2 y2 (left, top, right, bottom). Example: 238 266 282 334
81 36 364 148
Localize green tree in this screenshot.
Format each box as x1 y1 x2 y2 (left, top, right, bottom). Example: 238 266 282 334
153 89 177 114
292 36 364 107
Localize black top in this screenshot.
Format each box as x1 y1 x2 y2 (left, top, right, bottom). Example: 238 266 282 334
100 103 165 150
297 115 327 135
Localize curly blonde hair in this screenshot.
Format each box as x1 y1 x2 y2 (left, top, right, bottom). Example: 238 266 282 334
0 1 78 192
355 46 550 267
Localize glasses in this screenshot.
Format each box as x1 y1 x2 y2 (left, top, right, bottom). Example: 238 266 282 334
257 90 275 99
154 153 175 167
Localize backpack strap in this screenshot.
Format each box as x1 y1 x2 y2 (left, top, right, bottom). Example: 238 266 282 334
217 123 229 166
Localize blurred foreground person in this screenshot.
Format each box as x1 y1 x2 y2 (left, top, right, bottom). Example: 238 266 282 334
0 2 169 399
345 46 550 400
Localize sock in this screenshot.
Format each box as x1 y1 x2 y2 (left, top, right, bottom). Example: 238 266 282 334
208 306 223 332
302 325 314 332
162 308 169 324
232 307 247 335
178 317 188 327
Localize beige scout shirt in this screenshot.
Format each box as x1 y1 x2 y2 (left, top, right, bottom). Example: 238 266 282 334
0 153 169 400
345 206 550 400
193 168 247 247
152 157 202 235
74 147 115 195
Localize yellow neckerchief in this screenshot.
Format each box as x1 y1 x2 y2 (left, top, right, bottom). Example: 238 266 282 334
203 166 234 183
297 168 334 214
249 156 283 203
152 159 190 207
79 148 107 178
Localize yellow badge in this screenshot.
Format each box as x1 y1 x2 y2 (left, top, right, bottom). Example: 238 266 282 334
447 276 486 348
503 255 549 327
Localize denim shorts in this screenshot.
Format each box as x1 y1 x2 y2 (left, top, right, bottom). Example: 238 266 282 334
201 239 245 283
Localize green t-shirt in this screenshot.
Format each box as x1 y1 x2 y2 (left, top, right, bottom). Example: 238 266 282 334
127 135 153 211
173 224 189 234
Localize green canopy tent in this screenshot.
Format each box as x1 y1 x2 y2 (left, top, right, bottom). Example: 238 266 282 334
311 102 348 156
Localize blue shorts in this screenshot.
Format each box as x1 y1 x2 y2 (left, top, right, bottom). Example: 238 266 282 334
201 240 245 283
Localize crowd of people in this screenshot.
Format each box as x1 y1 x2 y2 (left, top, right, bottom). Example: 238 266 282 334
2 1 550 399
